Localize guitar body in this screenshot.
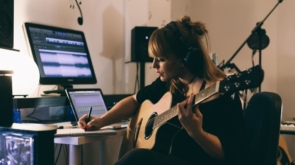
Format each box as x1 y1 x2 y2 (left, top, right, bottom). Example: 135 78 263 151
119 92 182 157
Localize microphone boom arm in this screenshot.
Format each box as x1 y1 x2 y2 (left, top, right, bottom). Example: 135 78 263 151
219 0 283 70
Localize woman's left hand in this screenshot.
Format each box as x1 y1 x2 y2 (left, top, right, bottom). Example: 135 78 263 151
177 93 204 139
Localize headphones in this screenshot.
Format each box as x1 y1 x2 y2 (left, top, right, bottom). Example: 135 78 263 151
165 21 202 69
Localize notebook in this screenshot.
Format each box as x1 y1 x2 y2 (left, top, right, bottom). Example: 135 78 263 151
55 128 116 137
65 88 128 129
19 122 117 137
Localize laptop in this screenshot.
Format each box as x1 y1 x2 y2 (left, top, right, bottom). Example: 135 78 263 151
65 88 128 129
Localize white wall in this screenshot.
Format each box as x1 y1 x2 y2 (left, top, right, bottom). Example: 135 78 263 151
191 0 279 92
1 0 173 96
189 0 295 159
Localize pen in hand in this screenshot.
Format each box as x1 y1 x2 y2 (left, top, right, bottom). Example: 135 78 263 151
85 107 92 124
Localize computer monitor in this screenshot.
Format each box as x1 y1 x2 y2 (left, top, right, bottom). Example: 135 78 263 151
23 23 97 94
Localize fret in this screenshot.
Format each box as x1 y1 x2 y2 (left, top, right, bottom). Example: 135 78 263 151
194 82 219 105
153 82 220 129
153 105 178 129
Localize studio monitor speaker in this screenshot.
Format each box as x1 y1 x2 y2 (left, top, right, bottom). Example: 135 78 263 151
0 0 14 48
131 26 158 62
0 75 13 127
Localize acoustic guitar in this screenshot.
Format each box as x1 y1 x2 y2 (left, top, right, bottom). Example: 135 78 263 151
277 135 294 165
119 65 264 157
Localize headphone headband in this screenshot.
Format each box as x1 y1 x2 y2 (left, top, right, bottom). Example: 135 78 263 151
165 21 201 66
165 21 197 49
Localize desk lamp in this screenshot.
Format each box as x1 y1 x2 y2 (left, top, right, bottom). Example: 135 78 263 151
0 52 39 97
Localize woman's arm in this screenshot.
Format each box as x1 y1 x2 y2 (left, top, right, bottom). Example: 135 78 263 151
78 94 139 129
178 94 225 160
193 129 225 160
100 94 139 126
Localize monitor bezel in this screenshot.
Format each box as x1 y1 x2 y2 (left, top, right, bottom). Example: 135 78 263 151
23 22 97 86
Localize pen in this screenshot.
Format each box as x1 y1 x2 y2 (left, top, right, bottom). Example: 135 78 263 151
86 107 92 123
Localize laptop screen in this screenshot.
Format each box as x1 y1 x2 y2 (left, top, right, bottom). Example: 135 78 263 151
65 89 108 121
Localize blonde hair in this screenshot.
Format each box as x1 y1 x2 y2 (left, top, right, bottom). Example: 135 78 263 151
148 15 226 95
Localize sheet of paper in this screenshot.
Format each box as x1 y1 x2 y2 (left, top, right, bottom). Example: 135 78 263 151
55 128 116 137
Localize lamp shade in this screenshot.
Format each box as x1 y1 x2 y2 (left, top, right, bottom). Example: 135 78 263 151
0 53 39 96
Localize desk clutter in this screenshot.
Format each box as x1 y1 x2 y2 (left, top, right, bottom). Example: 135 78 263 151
281 121 295 133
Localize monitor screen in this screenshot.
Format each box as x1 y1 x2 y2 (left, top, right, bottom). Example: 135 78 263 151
23 23 97 90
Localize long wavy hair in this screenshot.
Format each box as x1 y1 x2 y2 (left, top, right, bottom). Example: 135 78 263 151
148 15 226 95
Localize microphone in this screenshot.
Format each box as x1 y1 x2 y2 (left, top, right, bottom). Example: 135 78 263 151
75 0 83 25
211 53 218 66
247 24 269 50
78 17 83 25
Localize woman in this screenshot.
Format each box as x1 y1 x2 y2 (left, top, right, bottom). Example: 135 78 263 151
78 15 247 165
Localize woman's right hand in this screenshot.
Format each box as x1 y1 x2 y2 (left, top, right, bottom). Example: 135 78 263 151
78 114 103 130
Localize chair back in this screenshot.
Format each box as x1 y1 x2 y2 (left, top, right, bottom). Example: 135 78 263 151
244 91 282 165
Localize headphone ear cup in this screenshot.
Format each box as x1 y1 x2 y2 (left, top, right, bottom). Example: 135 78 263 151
182 47 198 67
182 49 191 66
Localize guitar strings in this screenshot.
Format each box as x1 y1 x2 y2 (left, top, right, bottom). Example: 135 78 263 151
143 85 215 130
144 105 179 130
144 114 182 131
145 90 210 130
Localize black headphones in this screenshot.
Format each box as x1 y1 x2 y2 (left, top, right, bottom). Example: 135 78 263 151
165 21 202 69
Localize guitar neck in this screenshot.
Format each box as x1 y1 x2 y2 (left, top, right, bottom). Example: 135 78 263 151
153 82 220 129
194 82 220 105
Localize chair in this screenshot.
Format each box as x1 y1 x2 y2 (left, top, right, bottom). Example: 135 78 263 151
244 91 282 165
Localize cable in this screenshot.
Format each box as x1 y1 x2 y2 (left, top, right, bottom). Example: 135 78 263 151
25 108 42 121
63 144 69 165
251 50 256 67
80 145 84 165
54 144 58 153
25 116 42 121
55 144 63 165
52 85 58 90
25 107 43 121
26 108 37 118
134 62 139 93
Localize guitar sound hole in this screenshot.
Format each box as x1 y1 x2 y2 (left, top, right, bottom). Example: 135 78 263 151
144 112 157 140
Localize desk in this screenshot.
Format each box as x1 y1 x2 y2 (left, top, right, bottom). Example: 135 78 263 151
54 129 126 165
12 95 131 164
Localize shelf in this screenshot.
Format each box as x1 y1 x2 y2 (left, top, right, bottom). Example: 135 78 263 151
13 96 69 109
13 94 132 109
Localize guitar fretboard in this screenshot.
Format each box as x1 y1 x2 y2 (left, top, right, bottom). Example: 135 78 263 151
194 83 219 105
152 82 220 129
